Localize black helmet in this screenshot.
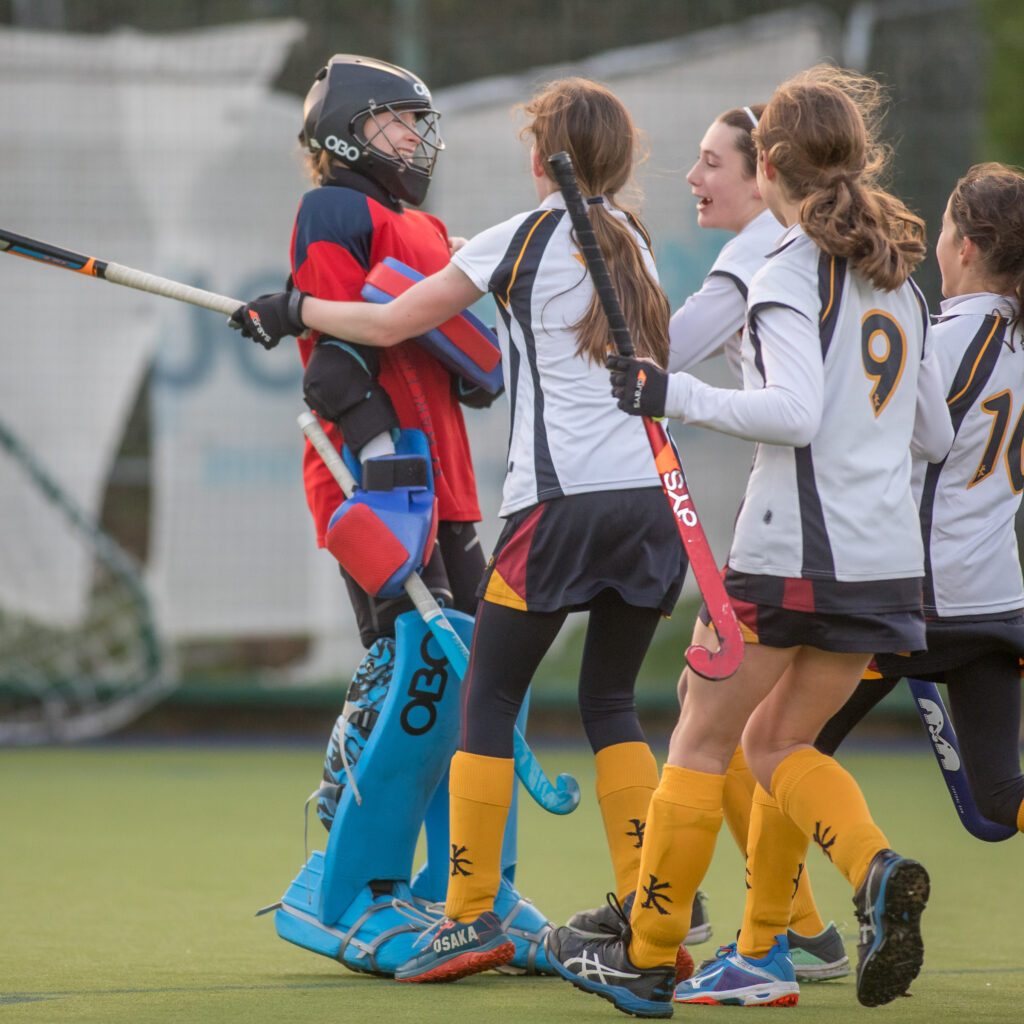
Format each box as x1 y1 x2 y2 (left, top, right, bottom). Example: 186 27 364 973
299 54 443 206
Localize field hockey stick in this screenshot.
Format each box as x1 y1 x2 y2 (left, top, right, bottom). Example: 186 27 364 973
906 677 1016 842
548 152 743 680
297 411 581 815
0 228 241 315
0 223 580 813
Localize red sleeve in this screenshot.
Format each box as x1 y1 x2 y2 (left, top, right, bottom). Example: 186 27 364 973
290 189 481 546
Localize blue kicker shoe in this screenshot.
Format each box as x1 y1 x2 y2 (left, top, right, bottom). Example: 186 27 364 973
492 875 555 974
853 849 930 1007
674 934 799 1007
546 896 675 1019
393 910 515 983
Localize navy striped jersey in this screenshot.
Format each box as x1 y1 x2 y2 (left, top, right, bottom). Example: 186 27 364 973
664 225 953 607
451 191 662 517
915 292 1024 617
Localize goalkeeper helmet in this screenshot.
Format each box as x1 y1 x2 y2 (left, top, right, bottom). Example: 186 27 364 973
299 54 444 206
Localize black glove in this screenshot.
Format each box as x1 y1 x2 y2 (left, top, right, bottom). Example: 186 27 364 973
608 354 668 418
452 375 504 409
229 289 307 350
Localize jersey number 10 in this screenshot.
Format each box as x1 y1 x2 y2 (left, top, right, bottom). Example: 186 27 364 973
970 389 1024 493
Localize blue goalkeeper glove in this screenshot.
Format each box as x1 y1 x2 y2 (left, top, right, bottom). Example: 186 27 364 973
607 354 668 418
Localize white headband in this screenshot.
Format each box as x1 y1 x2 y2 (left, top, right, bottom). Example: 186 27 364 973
743 106 759 128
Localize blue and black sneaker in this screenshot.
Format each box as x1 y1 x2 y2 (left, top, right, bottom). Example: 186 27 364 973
674 934 799 1006
546 896 674 1018
393 910 514 983
853 848 930 1007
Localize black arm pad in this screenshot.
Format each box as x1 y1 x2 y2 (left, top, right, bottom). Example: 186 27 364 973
303 340 400 454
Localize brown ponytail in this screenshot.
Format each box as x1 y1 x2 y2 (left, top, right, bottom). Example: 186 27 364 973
949 162 1024 334
756 65 926 291
519 77 670 366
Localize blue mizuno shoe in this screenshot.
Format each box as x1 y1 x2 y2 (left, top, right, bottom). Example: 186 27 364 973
674 934 799 1007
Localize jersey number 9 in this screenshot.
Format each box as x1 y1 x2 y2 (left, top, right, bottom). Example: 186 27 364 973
861 310 907 417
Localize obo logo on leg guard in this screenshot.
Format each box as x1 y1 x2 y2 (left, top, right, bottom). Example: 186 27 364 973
400 633 449 735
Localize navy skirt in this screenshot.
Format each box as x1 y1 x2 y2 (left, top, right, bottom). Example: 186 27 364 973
477 487 687 615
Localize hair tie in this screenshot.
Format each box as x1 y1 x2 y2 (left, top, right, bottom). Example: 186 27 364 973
743 106 759 128
587 196 605 205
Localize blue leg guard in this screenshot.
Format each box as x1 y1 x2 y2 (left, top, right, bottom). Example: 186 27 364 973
317 636 396 829
270 610 471 974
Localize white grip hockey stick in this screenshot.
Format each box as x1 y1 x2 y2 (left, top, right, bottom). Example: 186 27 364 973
0 224 580 813
0 228 240 314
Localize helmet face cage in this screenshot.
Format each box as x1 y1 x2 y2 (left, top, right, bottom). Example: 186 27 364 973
301 55 444 206
354 100 444 179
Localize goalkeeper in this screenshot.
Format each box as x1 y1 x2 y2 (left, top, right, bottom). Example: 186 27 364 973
235 53 549 974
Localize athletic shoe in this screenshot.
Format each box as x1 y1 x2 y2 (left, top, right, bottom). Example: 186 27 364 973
674 934 799 1007
853 849 929 1007
567 889 712 945
393 910 514 983
787 921 850 981
546 918 675 1018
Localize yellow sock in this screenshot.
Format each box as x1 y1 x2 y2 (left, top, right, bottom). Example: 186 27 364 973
595 741 659 901
723 747 825 937
1016 797 1024 833
789 861 826 937
722 745 755 853
738 785 810 958
628 765 724 968
445 751 514 923
772 747 888 890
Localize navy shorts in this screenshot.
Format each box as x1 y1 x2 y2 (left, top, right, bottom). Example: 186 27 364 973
873 610 1024 680
477 487 687 615
699 568 927 654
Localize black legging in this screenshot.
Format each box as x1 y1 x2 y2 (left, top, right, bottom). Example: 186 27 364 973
343 520 485 648
460 589 662 757
816 651 1024 829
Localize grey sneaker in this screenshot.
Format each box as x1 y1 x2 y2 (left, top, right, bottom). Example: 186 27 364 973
853 849 929 1007
787 921 850 981
567 889 712 945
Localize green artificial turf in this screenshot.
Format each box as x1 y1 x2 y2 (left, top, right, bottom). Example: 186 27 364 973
2 743 1021 1022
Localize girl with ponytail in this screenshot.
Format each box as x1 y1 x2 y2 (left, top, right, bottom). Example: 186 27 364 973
817 161 1024 858
235 76 688 985
553 64 954 1014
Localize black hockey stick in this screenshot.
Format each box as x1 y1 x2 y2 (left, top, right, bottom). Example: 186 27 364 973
907 677 1015 842
547 152 743 680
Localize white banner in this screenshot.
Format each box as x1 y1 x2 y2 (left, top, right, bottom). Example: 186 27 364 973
0 11 829 670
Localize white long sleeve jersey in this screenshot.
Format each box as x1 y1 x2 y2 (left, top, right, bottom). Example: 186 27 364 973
452 191 662 516
914 292 1024 617
667 208 782 380
665 225 953 594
